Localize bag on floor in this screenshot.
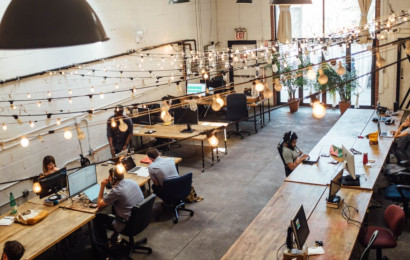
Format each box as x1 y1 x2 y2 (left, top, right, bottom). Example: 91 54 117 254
185 186 204 203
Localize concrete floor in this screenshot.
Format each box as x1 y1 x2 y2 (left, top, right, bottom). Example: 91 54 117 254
36 106 409 260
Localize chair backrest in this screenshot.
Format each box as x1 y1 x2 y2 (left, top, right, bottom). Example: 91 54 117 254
360 230 378 260
277 139 292 177
160 173 193 203
384 204 405 238
226 93 248 122
121 194 156 237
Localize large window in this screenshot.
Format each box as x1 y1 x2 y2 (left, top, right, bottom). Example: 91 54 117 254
275 0 375 107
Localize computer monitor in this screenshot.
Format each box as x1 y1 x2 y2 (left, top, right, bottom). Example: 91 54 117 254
38 168 67 199
132 107 151 125
290 205 310 250
342 145 356 180
187 83 206 96
173 107 199 133
67 165 97 197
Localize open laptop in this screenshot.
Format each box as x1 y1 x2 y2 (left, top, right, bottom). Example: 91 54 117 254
303 146 324 165
83 183 100 203
377 121 393 138
121 156 141 174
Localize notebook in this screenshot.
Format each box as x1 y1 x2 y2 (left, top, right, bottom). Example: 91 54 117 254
127 166 150 177
140 156 153 164
83 183 100 203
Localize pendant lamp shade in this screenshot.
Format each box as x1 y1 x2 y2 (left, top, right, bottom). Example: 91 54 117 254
270 0 312 4
169 0 190 4
0 0 109 49
237 0 253 3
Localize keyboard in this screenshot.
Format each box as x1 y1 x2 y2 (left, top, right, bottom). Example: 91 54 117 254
342 175 360 186
128 166 141 174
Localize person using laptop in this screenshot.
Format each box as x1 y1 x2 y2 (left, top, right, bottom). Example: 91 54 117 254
94 168 143 247
41 155 59 177
2 240 25 260
146 147 179 196
107 105 133 157
392 115 410 139
281 131 309 172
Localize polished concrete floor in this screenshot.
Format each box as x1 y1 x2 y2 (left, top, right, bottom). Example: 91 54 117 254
36 106 409 260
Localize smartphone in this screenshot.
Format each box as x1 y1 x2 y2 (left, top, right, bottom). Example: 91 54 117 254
321 153 330 157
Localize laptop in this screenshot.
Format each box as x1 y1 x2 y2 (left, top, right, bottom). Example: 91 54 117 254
377 121 393 138
121 156 141 174
83 183 100 203
303 146 324 165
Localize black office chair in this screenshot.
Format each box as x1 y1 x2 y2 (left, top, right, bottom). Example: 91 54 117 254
384 172 410 217
226 93 251 139
360 230 378 260
117 194 156 258
155 173 194 224
277 139 292 177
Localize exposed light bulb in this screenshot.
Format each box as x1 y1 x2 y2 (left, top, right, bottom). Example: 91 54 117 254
216 95 224 107
318 69 328 85
56 118 61 125
33 182 42 194
118 118 128 132
115 83 119 89
264 85 273 99
307 67 316 80
274 78 282 92
132 87 137 95
68 89 72 95
208 134 219 147
376 52 387 68
27 93 31 98
272 64 278 73
100 92 104 99
336 61 346 76
21 136 29 147
47 91 51 97
2 123 7 131
203 72 209 80
171 74 175 80
111 118 117 128
68 97 72 104
37 101 42 108
211 97 222 111
255 82 264 92
90 86 94 93
64 129 73 140
312 101 326 119
10 103 16 110
29 121 35 128
116 163 126 174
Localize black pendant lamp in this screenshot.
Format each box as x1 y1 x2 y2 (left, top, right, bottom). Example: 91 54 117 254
270 0 312 4
237 0 253 3
169 0 190 4
0 0 109 49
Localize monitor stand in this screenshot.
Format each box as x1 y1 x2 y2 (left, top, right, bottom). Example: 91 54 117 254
180 123 194 133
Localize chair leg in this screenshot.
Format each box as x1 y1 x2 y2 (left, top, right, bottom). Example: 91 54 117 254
376 248 382 260
173 202 194 224
122 236 152 258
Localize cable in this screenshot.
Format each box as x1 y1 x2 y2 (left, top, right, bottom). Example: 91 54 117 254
276 242 287 260
341 201 362 228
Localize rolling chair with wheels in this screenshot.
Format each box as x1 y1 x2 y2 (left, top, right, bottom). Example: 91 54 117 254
359 205 405 260
277 139 292 177
116 194 156 258
155 172 194 224
226 93 251 139
360 230 378 260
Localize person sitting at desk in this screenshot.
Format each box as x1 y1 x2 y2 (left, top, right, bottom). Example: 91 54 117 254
95 168 144 246
2 240 25 260
146 147 179 196
41 155 59 177
107 105 133 157
391 115 410 161
281 131 309 172
392 115 410 138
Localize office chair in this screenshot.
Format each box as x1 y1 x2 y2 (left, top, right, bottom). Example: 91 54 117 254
116 194 156 258
359 205 405 260
360 230 378 260
226 93 251 139
277 139 292 177
155 172 194 224
384 172 410 217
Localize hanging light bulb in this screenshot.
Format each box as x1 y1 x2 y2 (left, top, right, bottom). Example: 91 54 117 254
307 67 316 80
208 134 219 147
33 181 41 194
272 64 278 73
216 95 224 107
203 72 209 80
132 86 137 95
68 97 72 104
115 83 119 89
118 118 128 132
90 86 95 93
116 163 126 174
64 128 73 140
56 118 61 125
37 101 42 108
336 61 346 76
170 74 175 80
38 135 44 143
318 69 328 85
111 118 117 128
2 123 7 131
47 91 51 97
29 121 35 128
274 78 283 92
21 136 29 147
68 89 72 95
26 93 31 98
375 52 387 68
264 85 274 99
76 125 86 140
312 101 326 119
10 102 16 110
255 82 264 92
211 96 222 111
100 92 104 99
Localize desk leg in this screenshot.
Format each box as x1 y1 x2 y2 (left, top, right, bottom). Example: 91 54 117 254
216 146 220 162
268 99 271 122
253 106 258 133
211 146 214 166
201 140 205 172
260 103 264 128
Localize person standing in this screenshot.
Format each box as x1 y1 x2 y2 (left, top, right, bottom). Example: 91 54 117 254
107 105 133 157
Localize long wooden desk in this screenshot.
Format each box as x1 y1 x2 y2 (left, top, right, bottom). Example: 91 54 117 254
133 121 228 172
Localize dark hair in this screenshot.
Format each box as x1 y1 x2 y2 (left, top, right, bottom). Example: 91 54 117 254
3 240 25 260
42 156 56 173
109 168 124 183
283 131 292 143
146 147 160 160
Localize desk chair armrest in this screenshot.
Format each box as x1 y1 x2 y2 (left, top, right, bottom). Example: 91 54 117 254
398 160 410 167
107 213 127 224
396 185 410 200
392 172 410 177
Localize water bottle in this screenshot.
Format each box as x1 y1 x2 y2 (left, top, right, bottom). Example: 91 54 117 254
10 192 17 214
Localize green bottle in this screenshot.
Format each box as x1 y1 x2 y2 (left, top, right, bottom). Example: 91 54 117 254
10 192 17 214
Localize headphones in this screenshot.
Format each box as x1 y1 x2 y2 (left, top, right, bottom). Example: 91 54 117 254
109 168 118 183
287 132 298 148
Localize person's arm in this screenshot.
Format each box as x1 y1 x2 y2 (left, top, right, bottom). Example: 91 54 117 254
394 122 410 138
148 166 159 186
107 118 115 156
97 178 109 209
108 137 115 157
122 118 133 151
286 154 309 171
122 133 132 151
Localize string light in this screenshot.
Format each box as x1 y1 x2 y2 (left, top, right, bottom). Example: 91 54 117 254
26 93 31 98
336 61 346 76
100 92 104 99
10 102 16 110
37 101 42 108
312 101 326 119
47 91 51 97
21 136 29 147
64 128 73 140
376 52 387 68
216 95 224 107
29 121 35 128
115 83 119 89
111 118 117 128
318 69 328 85
116 163 126 174
56 118 61 125
90 86 95 93
274 78 283 92
255 82 265 92
68 97 72 104
307 67 316 80
208 134 219 147
68 89 72 95
2 123 7 131
118 118 128 132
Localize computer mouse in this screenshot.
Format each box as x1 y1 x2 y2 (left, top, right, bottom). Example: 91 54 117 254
315 240 324 247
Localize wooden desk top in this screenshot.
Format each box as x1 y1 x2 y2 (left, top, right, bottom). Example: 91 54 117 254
307 188 372 260
0 208 94 260
221 182 327 260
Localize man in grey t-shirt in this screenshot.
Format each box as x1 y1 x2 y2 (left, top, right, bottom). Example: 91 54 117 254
95 168 144 246
146 148 179 196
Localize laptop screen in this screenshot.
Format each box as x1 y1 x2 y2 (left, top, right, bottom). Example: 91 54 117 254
83 183 100 202
121 156 137 171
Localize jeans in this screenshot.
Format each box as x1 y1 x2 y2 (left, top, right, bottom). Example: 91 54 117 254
93 213 116 244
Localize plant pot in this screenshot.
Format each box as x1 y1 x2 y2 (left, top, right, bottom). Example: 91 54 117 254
288 98 300 113
338 101 351 115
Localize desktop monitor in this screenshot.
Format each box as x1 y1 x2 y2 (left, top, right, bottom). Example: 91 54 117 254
187 83 206 96
342 145 356 180
67 165 97 197
132 107 151 125
290 205 310 250
173 107 199 133
38 168 67 199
